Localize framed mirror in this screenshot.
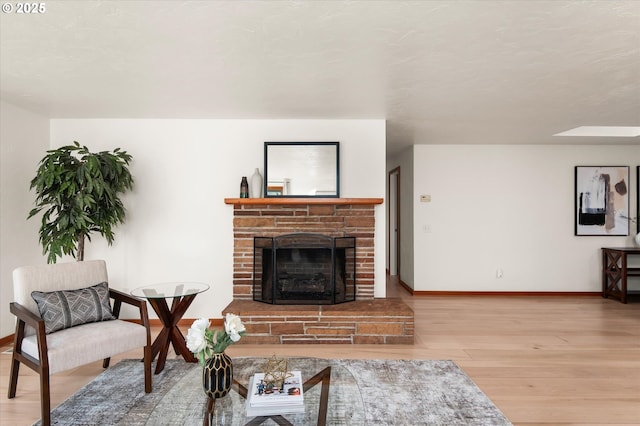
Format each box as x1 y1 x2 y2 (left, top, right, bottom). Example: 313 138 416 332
264 142 340 198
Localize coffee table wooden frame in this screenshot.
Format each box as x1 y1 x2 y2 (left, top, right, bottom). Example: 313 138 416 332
204 366 332 426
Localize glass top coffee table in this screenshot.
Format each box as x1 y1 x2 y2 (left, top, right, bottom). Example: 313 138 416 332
145 357 365 426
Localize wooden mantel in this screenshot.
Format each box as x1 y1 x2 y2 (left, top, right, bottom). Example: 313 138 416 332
224 197 383 205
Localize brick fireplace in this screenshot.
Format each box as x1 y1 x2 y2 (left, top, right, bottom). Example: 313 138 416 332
223 197 414 344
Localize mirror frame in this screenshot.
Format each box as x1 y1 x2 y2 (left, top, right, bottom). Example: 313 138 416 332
264 141 340 198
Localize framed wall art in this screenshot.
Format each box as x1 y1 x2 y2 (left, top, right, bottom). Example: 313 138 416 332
575 166 629 236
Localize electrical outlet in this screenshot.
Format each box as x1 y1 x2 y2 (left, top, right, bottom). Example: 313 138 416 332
496 268 503 278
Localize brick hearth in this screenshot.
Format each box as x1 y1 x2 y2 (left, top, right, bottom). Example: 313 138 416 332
223 299 414 344
224 198 414 344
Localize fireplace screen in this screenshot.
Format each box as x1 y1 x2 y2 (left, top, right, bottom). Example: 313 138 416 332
253 233 356 305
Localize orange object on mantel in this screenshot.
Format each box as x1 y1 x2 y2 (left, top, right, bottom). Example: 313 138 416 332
224 197 384 205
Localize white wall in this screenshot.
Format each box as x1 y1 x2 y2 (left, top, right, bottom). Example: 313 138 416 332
0 101 49 337
48 119 387 320
411 144 640 292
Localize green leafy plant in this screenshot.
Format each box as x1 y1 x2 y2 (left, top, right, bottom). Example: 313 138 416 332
28 142 133 263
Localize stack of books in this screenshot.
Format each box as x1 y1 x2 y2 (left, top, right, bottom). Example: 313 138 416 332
245 371 305 416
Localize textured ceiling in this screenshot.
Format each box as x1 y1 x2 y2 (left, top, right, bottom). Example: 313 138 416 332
1 0 639 154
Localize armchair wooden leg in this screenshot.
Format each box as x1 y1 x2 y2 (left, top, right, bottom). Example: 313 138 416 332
103 357 111 368
39 369 51 426
144 345 152 393
7 356 19 399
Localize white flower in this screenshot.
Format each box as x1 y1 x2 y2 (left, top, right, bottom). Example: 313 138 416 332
186 325 207 353
192 317 210 331
185 314 245 365
224 313 246 342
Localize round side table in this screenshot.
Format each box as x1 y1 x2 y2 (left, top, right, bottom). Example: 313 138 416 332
131 282 209 374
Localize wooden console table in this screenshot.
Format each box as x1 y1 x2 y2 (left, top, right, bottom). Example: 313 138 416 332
601 247 640 303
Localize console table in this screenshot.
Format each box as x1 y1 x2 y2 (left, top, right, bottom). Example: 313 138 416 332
601 247 640 303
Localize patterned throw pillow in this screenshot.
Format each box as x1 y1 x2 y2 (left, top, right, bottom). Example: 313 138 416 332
31 282 116 334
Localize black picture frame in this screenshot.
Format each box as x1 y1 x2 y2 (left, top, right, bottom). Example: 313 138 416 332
263 142 340 198
574 166 630 236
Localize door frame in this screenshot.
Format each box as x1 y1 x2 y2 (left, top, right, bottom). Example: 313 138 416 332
388 167 401 279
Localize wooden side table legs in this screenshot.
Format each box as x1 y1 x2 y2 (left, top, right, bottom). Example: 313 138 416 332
148 294 198 374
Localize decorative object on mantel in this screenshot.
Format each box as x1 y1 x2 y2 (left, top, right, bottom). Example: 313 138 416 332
251 168 263 198
185 314 246 399
283 177 291 195
240 176 249 198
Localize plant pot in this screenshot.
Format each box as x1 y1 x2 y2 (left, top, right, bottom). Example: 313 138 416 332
203 352 233 399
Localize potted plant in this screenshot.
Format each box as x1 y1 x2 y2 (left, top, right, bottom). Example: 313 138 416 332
28 141 133 263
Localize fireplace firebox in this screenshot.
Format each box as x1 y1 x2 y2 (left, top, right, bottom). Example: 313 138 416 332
253 233 356 305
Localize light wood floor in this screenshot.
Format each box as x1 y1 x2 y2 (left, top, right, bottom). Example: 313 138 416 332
1 277 639 425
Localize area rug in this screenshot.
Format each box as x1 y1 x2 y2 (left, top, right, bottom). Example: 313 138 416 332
36 358 511 426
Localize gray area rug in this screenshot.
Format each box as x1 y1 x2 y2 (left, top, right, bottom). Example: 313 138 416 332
36 358 511 426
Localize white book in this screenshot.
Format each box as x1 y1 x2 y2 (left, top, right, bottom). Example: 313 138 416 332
245 399 305 417
246 371 304 407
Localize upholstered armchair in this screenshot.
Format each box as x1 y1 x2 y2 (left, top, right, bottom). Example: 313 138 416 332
7 260 152 426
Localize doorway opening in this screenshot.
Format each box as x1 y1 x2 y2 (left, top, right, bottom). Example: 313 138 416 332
388 167 401 279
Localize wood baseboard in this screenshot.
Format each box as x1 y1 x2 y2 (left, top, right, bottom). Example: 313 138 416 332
124 318 224 327
410 290 601 297
0 334 13 348
393 280 600 297
398 279 414 294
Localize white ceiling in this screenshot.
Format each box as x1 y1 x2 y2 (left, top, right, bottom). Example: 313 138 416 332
1 0 639 155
